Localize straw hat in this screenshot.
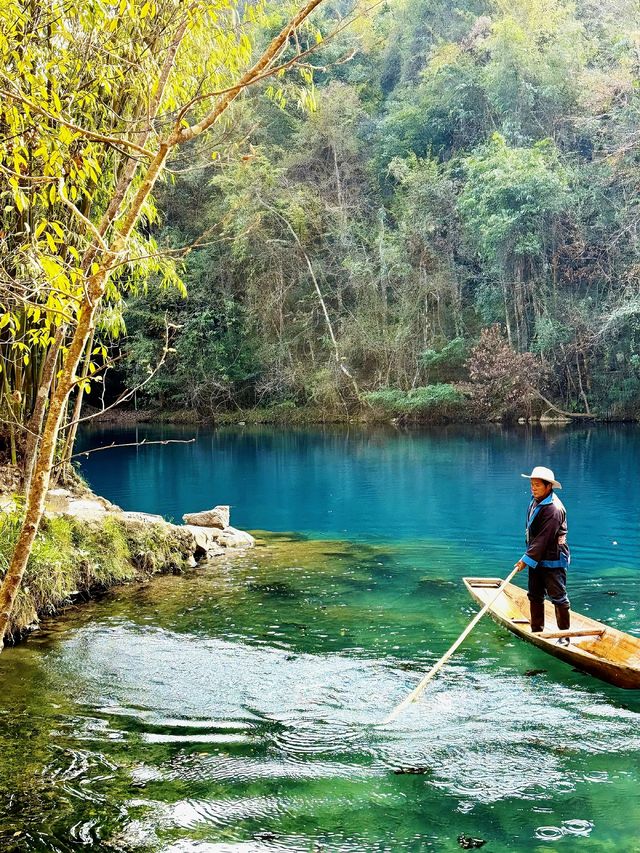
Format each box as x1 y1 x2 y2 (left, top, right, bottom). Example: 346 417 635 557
521 466 562 489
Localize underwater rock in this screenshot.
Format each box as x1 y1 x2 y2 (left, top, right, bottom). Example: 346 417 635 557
417 576 455 588
247 580 296 598
393 766 432 775
457 835 486 849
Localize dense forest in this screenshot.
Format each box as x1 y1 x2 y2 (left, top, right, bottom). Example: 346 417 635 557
2 0 640 466
118 0 640 422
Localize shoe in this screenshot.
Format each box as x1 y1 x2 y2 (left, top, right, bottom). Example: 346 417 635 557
556 637 571 647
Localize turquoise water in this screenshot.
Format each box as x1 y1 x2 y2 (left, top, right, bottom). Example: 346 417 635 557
76 423 639 577
1 424 639 851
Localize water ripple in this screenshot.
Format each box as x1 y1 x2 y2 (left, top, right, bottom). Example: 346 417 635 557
172 795 287 829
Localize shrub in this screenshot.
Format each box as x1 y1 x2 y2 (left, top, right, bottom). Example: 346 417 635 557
0 511 192 640
420 338 469 382
364 383 466 421
464 325 542 420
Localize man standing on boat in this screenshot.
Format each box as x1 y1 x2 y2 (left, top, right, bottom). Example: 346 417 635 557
514 466 571 643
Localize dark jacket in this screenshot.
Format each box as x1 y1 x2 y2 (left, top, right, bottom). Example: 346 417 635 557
521 492 570 569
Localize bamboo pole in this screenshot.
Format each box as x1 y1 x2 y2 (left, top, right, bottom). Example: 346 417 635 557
383 566 521 724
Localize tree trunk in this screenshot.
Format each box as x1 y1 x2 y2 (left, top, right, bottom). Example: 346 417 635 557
0 139 170 646
22 324 65 492
501 279 513 346
0 336 92 642
60 329 96 477
0 0 328 647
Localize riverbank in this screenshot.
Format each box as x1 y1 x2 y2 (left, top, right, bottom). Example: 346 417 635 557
85 403 350 426
0 470 255 643
86 402 587 427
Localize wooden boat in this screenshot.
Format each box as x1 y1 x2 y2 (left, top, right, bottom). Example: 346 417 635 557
463 577 640 689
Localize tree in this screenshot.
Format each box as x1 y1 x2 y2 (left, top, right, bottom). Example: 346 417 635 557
458 134 570 351
0 0 330 648
464 324 541 419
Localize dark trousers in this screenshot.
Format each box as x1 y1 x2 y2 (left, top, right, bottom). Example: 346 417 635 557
527 567 570 632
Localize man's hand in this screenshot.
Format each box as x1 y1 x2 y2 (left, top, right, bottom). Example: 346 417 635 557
514 560 526 572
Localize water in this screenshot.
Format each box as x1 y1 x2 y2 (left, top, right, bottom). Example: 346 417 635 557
1 424 639 852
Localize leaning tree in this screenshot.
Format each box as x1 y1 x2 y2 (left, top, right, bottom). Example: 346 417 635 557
0 0 333 647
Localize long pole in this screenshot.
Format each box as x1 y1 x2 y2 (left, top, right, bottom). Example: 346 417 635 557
383 567 521 724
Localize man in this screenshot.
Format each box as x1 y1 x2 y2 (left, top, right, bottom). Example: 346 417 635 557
514 466 571 644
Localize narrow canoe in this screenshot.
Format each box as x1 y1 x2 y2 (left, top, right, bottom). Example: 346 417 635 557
463 577 640 689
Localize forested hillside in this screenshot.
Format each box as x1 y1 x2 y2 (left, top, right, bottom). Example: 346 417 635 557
2 0 640 436
119 0 640 421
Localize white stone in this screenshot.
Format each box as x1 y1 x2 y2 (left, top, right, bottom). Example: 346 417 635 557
182 505 230 529
216 526 255 548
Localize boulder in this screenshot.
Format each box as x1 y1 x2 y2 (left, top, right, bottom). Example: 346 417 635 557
182 505 230 529
183 524 226 559
216 526 255 548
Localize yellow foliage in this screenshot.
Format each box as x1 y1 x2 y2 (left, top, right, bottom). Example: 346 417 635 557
0 0 322 435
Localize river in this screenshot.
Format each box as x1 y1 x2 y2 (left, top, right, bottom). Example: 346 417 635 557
1 423 639 851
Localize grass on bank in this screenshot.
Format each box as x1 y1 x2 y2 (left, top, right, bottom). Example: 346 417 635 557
210 386 468 425
0 511 193 641
122 387 470 426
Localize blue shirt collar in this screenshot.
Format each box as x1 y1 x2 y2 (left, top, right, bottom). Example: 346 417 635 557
533 492 554 507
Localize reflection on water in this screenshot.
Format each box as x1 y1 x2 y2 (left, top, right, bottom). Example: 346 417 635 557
2 425 640 851
76 422 640 578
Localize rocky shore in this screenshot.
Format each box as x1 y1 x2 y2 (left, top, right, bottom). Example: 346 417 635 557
44 489 255 561
0 469 255 641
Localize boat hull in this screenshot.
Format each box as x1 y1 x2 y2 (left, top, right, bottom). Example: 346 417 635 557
463 577 640 689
